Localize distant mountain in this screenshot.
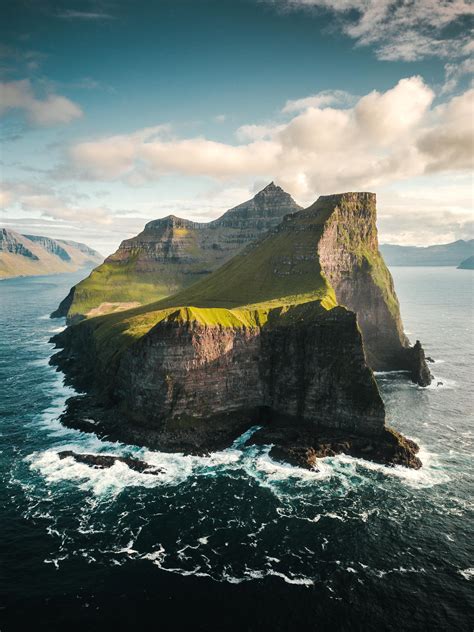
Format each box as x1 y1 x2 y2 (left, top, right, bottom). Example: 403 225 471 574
380 240 474 267
0 229 103 279
52 182 302 322
458 255 474 270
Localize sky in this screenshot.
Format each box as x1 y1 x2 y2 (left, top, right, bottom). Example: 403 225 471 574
0 0 473 254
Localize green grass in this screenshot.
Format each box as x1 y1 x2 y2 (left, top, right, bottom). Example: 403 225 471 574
70 216 339 366
68 258 189 318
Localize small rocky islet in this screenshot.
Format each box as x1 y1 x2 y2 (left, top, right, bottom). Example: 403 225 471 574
50 186 431 472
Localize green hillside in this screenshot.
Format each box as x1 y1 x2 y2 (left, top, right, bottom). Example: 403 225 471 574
66 202 338 365
54 182 302 321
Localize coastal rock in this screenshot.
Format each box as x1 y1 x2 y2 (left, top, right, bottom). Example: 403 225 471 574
314 193 432 385
58 450 164 474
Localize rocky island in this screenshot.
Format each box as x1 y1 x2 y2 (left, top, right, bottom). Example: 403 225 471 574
51 192 431 471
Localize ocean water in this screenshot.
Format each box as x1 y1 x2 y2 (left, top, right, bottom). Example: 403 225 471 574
0 268 473 631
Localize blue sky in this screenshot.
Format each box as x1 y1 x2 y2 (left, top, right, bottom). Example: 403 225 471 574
1 0 473 253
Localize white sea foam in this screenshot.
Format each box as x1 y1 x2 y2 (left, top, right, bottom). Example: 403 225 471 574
322 443 451 489
49 326 66 334
422 375 457 390
459 568 474 580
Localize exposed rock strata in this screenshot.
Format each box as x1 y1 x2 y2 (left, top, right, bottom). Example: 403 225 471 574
51 303 419 470
312 193 432 384
53 182 302 321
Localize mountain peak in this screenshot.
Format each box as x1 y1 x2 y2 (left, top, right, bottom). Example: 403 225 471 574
213 183 302 229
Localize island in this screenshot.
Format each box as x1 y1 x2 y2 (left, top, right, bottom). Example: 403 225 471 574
0 228 102 279
51 192 431 471
457 256 474 270
380 239 474 267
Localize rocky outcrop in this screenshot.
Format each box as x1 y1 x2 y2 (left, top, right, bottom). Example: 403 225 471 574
53 182 302 322
50 286 75 318
0 229 39 260
312 193 432 384
24 235 71 261
58 450 164 474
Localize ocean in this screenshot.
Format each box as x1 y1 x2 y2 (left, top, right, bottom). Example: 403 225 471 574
0 267 473 631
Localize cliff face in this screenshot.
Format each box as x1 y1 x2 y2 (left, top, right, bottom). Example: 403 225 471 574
24 235 71 261
53 302 418 468
0 228 102 280
313 193 425 375
53 182 302 322
51 190 426 470
112 304 382 435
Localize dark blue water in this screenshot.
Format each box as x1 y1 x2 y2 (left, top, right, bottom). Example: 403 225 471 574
1 269 473 631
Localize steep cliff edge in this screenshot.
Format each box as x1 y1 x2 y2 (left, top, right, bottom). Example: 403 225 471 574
313 193 431 383
53 182 302 322
51 192 425 470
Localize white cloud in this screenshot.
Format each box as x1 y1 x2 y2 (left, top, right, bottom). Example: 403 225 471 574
66 76 473 199
441 58 474 94
378 179 474 245
282 89 354 112
56 10 114 20
0 181 112 226
0 79 83 126
417 89 474 172
272 0 473 62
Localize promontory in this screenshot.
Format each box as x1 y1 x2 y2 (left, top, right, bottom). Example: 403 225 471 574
51 192 431 470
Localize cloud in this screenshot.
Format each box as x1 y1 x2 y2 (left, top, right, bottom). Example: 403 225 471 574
0 79 83 126
56 10 114 20
0 181 112 226
272 0 473 62
282 89 355 112
441 57 474 94
417 89 474 172
378 180 474 245
65 76 473 199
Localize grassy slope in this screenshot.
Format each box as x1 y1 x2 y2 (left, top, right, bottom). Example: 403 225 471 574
68 259 172 317
72 214 338 365
67 229 218 318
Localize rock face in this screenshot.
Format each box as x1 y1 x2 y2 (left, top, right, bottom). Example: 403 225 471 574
53 182 302 322
58 450 164 474
51 191 427 470
24 235 71 261
313 193 431 381
0 228 103 279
